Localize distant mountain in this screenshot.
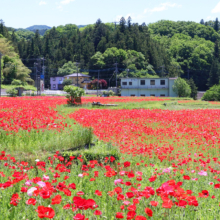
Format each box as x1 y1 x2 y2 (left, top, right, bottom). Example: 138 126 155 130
77 25 86 28
26 25 51 31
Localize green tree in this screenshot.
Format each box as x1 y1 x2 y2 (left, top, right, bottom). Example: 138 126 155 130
202 84 220 101
207 58 220 87
173 77 191 97
186 78 198 100
214 40 219 60
62 78 72 86
58 61 78 76
214 18 219 32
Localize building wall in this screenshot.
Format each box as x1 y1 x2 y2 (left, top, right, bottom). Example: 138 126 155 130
121 89 169 97
50 77 64 90
121 78 178 97
64 76 90 88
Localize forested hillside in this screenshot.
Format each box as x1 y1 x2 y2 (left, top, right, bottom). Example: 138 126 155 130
1 18 220 90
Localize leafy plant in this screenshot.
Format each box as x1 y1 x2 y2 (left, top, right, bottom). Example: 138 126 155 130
6 88 17 97
202 84 220 101
64 85 85 104
173 77 191 97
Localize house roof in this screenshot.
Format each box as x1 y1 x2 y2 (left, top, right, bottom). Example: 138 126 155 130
65 73 91 77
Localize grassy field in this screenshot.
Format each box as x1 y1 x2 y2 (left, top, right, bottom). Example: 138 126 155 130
0 96 220 219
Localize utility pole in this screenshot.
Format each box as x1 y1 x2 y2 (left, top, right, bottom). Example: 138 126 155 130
126 68 129 78
97 70 100 97
114 62 118 88
41 57 46 91
0 52 2 97
160 65 165 77
75 62 80 87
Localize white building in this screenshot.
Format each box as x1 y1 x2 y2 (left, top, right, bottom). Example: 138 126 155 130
120 77 178 97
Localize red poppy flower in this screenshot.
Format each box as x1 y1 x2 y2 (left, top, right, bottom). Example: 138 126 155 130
36 206 55 219
145 207 153 217
135 216 147 220
94 210 102 215
51 195 62 205
150 201 158 207
116 212 124 219
26 198 37 206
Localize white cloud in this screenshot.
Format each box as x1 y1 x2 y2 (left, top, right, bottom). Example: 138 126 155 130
39 1 47 6
144 2 182 14
212 2 220 13
60 0 75 5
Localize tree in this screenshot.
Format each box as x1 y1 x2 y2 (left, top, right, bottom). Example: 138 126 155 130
58 61 78 76
214 18 219 32
214 40 219 60
207 58 220 87
119 17 126 33
127 16 132 29
88 79 107 90
200 19 205 25
186 78 198 100
62 78 72 86
202 84 220 101
173 77 191 97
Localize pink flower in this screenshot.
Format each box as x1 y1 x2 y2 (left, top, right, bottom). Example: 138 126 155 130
198 170 207 176
78 174 83 178
25 180 32 186
192 178 198 181
191 170 195 173
114 179 123 185
163 168 171 173
123 201 130 205
43 175 49 181
37 181 46 188
27 187 37 196
209 182 214 185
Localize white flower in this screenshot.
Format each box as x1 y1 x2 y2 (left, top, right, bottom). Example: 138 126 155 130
35 159 40 162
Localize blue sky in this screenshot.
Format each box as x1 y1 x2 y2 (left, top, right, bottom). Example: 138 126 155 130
1 0 220 29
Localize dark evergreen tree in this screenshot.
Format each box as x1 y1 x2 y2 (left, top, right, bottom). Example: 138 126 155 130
186 78 198 100
127 16 132 29
119 17 126 33
214 18 219 32
214 40 219 60
207 58 220 87
200 19 205 25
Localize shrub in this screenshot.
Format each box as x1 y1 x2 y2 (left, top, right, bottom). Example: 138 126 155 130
108 90 115 96
62 78 72 86
173 77 191 97
64 85 85 104
6 88 17 97
202 84 220 101
11 79 22 86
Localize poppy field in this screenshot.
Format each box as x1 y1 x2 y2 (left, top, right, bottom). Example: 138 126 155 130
1 96 220 219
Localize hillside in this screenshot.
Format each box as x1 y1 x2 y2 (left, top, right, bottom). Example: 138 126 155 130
26 25 51 31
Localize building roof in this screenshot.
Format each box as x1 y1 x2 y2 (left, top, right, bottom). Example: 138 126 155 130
65 73 91 77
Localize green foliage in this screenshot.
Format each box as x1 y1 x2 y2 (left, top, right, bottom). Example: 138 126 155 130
11 79 22 86
64 85 85 104
58 61 78 76
6 88 17 97
173 77 191 97
186 78 198 100
108 90 115 96
207 58 220 87
202 84 220 101
62 78 72 86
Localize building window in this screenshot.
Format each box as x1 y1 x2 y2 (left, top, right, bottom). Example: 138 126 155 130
53 84 56 89
160 80 165 85
53 77 56 81
130 94 135 96
150 94 155 96
140 94 145 97
122 82 127 85
150 80 155 85
160 94 165 97
129 82 132 85
140 80 145 85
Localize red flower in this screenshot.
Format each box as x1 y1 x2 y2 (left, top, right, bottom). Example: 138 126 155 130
126 192 134 199
150 201 158 207
175 200 187 208
183 175 190 180
36 206 55 219
135 216 147 220
124 161 131 168
116 212 124 219
145 207 153 217
10 193 21 206
94 210 102 215
51 195 62 205
148 176 157 182
26 198 36 206
127 211 136 219
73 213 86 220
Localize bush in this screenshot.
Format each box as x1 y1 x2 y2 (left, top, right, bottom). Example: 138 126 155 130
6 88 17 97
202 84 220 101
108 90 115 96
62 78 72 86
64 85 85 104
173 77 191 97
